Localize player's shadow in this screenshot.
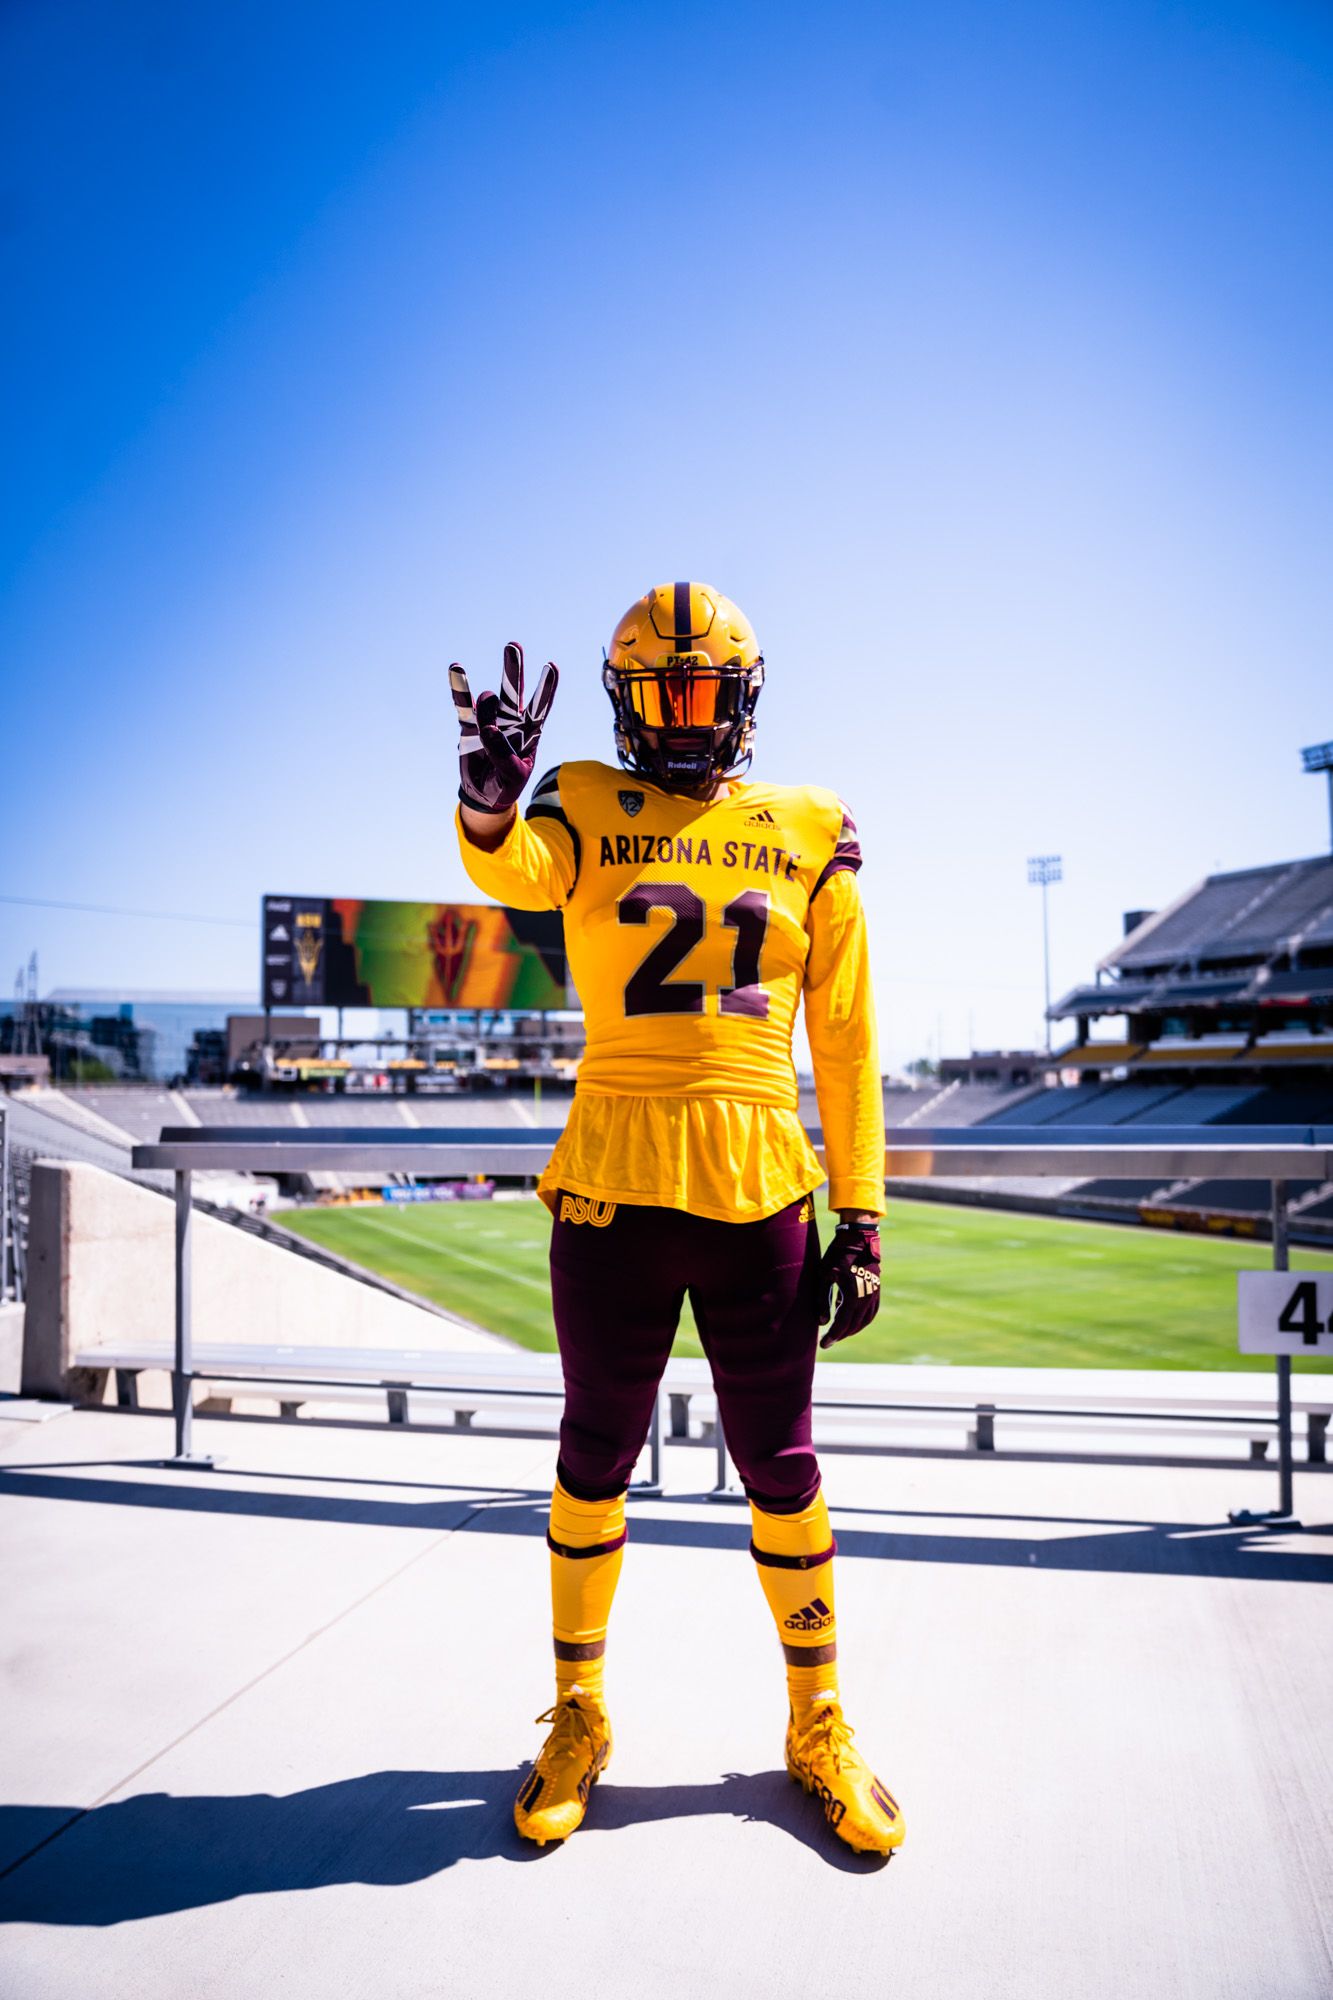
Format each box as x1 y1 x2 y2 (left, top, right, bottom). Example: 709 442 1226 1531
2 1469 1328 1582
0 1765 885 1923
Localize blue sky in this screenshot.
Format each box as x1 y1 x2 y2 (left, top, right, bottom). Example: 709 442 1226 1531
3 0 1331 1068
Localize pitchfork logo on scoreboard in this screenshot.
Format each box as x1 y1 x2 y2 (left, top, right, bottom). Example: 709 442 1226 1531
260 895 567 1010
262 897 330 1006
295 912 324 986
428 907 480 1002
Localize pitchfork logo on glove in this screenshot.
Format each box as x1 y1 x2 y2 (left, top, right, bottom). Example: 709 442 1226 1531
818 1221 883 1349
451 642 559 813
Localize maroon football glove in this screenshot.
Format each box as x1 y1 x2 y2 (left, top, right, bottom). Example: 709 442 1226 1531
818 1221 882 1349
451 642 558 813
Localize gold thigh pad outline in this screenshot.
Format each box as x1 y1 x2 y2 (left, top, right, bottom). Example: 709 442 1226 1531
559 1194 618 1228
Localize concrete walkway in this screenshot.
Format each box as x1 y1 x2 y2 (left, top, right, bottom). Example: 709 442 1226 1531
0 1406 1329 2000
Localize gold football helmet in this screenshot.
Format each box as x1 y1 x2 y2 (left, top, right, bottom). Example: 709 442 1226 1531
603 581 764 792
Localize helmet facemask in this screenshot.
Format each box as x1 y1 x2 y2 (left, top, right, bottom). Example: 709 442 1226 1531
603 582 764 794
603 654 765 794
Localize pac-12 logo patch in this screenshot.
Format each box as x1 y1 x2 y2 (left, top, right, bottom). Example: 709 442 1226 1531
618 790 644 817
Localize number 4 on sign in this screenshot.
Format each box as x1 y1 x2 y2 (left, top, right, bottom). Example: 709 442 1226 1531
1277 1282 1325 1344
1237 1271 1333 1355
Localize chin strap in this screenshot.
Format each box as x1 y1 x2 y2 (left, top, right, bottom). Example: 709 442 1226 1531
617 731 754 794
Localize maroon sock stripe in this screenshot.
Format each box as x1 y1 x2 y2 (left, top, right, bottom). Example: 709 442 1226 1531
553 1637 607 1663
547 1527 628 1561
782 1639 838 1668
749 1539 836 1571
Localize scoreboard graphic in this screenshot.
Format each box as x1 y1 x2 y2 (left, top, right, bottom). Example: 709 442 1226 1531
262 897 567 1010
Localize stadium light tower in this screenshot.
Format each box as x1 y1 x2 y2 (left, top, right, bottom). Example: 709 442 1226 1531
1027 855 1062 1052
1301 740 1333 854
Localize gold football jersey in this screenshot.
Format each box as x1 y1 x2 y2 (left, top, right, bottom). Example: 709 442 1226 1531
457 761 883 1221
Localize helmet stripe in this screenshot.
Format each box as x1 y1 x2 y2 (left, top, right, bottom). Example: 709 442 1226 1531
673 579 692 644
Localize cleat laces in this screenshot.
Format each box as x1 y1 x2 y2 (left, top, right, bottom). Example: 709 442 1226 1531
801 1704 856 1774
533 1698 599 1767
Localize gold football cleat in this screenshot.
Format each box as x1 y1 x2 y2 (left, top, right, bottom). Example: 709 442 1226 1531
513 1696 613 1845
786 1702 905 1857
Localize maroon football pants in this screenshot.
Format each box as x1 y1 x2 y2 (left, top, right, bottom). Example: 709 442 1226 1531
549 1193 823 1512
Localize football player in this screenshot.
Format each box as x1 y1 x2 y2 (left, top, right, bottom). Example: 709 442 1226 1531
452 582 903 1858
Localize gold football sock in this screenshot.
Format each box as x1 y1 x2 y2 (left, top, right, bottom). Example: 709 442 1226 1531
749 1491 839 1723
547 1480 627 1709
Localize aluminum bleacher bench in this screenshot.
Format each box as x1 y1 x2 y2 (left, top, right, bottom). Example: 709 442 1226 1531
71 1345 1331 1484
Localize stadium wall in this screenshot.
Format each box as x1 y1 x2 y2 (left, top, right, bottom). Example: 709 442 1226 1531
0 1301 22 1395
22 1162 505 1399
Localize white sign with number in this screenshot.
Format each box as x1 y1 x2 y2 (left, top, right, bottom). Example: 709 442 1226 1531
1238 1272 1333 1356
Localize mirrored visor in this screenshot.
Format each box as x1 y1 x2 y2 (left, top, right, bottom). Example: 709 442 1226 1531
620 666 747 730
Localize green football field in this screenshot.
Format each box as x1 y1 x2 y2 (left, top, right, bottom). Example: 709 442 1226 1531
280 1195 1333 1372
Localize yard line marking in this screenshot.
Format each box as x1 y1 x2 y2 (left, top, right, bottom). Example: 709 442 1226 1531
351 1213 552 1293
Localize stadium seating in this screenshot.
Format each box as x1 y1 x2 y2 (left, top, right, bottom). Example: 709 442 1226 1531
286 1098 413 1127
402 1095 570 1129
71 1088 187 1144
1122 1084 1263 1125
1062 1178 1176 1204
1054 1041 1143 1068
964 1078 1333 1236
792 1082 1041 1130
3 1094 134 1176
1135 1034 1250 1065
979 1082 1190 1127
1109 858 1333 975
1214 1084 1333 1125
1248 1033 1333 1062
803 1084 932 1125
182 1093 303 1127
1156 1178 1326 1215
1253 967 1333 1000
1295 1191 1333 1222
977 1080 1315 1130
910 1082 1042 1127
1111 867 1279 972
881 1086 949 1121
977 1087 1097 1127
1221 857 1333 958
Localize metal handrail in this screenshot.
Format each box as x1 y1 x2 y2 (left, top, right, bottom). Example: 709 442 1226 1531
131 1125 1333 1177
128 1127 1324 1523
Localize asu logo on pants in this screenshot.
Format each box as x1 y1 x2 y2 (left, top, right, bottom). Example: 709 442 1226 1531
559 1194 618 1228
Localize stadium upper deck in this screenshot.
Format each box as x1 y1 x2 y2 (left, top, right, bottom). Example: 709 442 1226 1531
1051 852 1333 1075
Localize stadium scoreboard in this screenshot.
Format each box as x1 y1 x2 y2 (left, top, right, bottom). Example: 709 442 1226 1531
262 896 567 1011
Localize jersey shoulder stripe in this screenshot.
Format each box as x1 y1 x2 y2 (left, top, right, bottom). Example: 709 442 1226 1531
525 765 581 882
812 797 862 898
529 766 563 810
548 760 648 826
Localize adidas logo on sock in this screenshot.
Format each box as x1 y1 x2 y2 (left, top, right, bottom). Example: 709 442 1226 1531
784 1597 834 1631
744 808 778 826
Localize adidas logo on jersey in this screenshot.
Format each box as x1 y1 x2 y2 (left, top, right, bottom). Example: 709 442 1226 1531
784 1596 834 1632
744 808 777 827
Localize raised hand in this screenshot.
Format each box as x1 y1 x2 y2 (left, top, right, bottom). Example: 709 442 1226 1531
451 643 559 813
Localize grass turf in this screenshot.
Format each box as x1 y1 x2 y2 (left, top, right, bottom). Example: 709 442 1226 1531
279 1195 1333 1371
